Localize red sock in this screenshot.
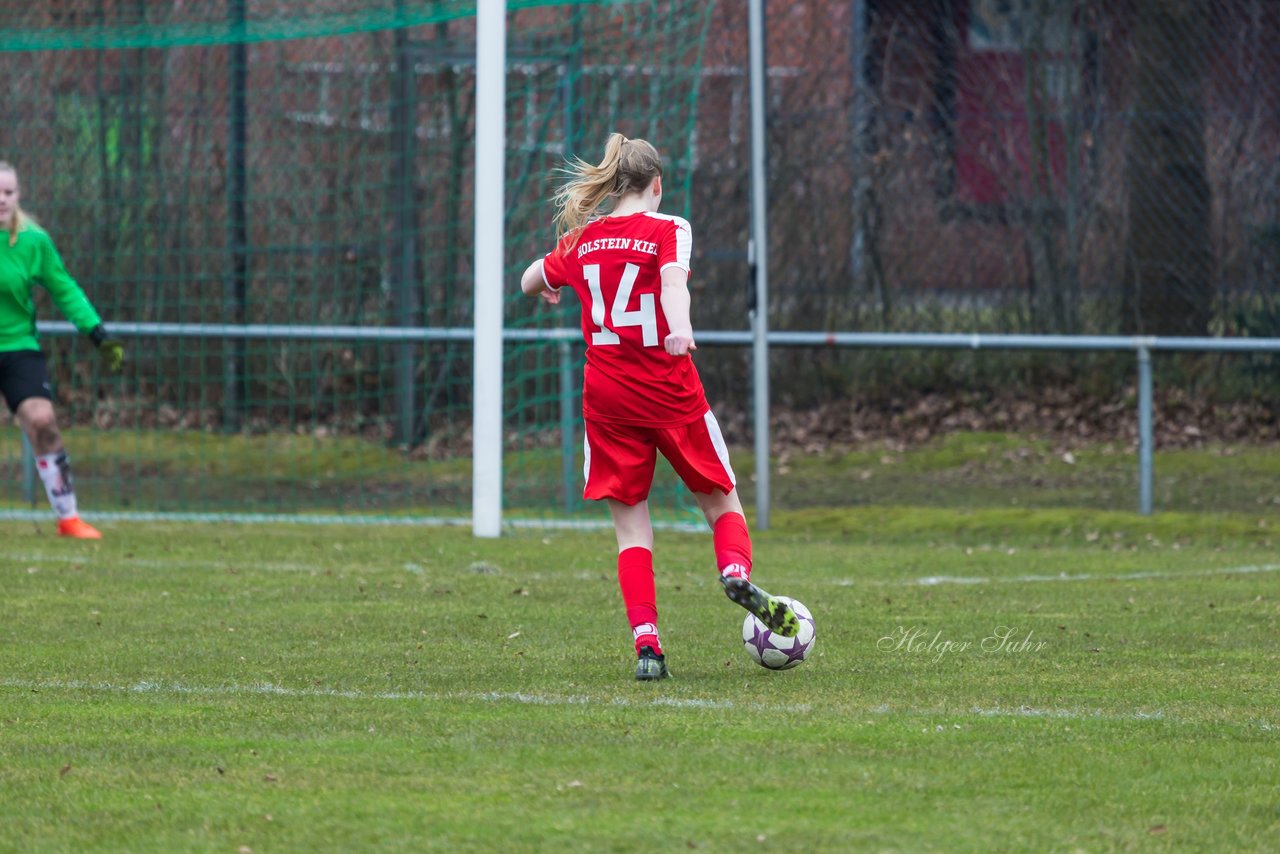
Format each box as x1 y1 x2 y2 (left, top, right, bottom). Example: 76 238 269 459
618 546 661 655
713 512 753 580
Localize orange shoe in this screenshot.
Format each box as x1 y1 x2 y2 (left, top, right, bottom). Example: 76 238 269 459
57 516 103 539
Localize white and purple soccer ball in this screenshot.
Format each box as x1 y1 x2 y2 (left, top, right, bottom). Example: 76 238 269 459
742 597 815 670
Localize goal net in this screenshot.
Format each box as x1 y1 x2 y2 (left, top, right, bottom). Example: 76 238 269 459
0 0 714 526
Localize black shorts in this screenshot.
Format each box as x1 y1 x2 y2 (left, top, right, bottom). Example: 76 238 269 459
0 350 53 413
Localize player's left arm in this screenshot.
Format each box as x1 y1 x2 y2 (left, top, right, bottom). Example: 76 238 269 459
37 233 124 372
658 217 695 356
520 257 549 296
521 257 562 305
660 267 696 356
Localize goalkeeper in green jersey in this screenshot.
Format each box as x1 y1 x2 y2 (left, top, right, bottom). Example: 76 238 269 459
0 161 124 538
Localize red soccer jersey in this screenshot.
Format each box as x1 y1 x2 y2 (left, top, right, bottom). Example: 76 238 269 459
541 211 708 427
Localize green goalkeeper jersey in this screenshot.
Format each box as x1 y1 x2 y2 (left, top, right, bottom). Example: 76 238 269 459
0 225 102 352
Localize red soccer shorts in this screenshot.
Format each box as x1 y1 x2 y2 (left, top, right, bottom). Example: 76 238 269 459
583 410 736 505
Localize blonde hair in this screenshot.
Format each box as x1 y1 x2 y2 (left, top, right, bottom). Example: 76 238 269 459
552 133 662 243
0 161 36 247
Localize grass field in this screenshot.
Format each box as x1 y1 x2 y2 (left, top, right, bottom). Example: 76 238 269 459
6 429 1280 518
2 507 1278 851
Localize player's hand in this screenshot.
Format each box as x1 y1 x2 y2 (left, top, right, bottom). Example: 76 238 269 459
664 332 696 356
89 325 125 373
539 287 561 306
98 337 125 373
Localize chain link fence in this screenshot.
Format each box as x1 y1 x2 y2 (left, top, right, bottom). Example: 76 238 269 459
691 0 1280 411
1 0 713 517
2 0 1278 519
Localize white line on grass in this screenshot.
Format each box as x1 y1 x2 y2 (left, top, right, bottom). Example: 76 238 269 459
0 677 787 713
869 703 1173 724
0 509 705 533
917 563 1280 585
4 552 325 574
830 563 1280 587
8 552 1279 589
0 677 1208 725
965 705 1166 720
0 509 475 527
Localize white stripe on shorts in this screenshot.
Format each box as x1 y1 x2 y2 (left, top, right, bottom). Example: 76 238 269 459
703 410 736 486
583 431 592 487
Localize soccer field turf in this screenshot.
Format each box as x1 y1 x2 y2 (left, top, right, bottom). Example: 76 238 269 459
2 510 1277 851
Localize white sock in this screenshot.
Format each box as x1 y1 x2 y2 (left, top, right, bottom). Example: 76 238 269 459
632 623 661 649
36 452 78 520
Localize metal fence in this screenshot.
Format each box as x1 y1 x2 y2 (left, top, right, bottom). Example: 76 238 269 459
691 0 1280 405
23 321 1280 524
4 1 1280 528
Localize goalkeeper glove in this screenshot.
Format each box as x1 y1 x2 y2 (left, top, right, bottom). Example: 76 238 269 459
89 325 125 373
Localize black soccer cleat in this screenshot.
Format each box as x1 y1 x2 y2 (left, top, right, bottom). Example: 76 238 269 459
720 575 800 637
635 645 670 681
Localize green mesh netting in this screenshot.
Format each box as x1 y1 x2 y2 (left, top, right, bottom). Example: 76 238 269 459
0 0 714 524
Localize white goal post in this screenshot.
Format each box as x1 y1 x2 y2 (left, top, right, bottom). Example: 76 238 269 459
468 0 770 537
472 0 506 538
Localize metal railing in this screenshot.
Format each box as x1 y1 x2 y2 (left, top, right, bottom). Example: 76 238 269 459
31 321 1280 519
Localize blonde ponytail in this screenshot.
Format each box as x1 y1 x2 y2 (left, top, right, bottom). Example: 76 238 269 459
552 133 663 243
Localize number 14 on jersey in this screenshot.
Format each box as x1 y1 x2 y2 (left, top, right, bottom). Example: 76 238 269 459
584 263 658 347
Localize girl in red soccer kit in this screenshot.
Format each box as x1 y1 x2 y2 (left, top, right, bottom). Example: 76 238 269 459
520 133 798 681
